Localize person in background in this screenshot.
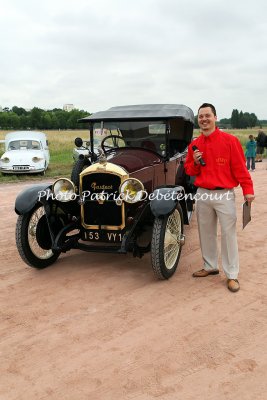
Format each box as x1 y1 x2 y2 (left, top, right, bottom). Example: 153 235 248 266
255 130 266 162
245 135 257 171
185 103 255 293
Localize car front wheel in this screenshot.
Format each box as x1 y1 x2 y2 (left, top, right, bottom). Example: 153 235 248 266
16 205 61 269
151 204 184 279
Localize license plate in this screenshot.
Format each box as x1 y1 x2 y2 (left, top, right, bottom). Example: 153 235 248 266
13 166 29 170
84 231 123 243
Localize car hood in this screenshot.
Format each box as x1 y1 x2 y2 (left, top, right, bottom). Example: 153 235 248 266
107 148 162 173
1 150 45 162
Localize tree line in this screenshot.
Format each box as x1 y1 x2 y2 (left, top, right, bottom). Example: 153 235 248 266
194 109 260 129
1 106 263 130
228 110 258 128
0 106 90 130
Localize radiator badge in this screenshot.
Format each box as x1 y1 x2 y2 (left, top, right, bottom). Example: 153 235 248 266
91 182 113 190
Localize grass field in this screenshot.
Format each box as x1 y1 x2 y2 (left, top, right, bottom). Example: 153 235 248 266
0 128 264 184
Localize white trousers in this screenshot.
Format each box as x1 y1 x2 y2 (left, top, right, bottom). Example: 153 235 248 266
196 188 239 279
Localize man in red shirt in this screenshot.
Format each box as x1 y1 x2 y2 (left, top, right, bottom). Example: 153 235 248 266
185 103 255 292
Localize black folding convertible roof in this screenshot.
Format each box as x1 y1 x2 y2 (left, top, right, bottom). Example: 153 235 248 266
79 104 194 124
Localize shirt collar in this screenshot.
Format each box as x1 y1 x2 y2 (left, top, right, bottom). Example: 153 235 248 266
201 127 220 141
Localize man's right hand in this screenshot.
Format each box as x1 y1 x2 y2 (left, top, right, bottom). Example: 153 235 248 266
193 149 203 165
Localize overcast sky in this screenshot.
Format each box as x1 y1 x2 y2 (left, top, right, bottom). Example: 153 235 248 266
1 0 267 119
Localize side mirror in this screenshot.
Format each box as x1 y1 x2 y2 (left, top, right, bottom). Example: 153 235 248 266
74 137 83 147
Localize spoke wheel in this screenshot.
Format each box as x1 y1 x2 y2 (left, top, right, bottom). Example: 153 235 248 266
151 204 184 279
16 205 60 269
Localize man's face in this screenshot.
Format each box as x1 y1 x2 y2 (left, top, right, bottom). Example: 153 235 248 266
198 107 217 135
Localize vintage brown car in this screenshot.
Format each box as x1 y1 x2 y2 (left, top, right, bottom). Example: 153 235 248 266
15 104 196 279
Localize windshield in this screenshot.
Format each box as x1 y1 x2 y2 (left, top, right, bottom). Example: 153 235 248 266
8 140 41 150
93 120 166 154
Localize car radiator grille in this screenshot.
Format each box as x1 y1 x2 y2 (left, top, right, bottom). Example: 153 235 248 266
81 173 123 227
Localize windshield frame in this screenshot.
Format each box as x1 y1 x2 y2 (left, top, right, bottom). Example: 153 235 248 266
90 119 168 156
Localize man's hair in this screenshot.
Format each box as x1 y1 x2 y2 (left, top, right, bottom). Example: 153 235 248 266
198 103 217 116
249 134 254 139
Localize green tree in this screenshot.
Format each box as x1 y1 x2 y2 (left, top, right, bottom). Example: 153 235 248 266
41 112 52 129
231 109 239 128
58 109 89 130
50 113 59 129
243 112 251 128
55 111 67 129
230 109 258 129
20 114 30 130
12 106 27 116
30 107 42 129
239 111 245 128
0 112 9 129
8 112 20 129
218 118 231 126
249 113 258 127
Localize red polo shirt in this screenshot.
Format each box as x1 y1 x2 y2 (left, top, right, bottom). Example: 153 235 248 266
184 128 254 195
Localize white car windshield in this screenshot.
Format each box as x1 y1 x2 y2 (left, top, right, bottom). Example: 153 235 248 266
8 140 41 150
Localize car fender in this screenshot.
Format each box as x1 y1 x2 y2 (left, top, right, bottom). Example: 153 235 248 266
150 186 185 218
15 183 52 215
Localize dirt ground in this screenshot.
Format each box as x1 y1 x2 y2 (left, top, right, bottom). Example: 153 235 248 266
1 162 267 400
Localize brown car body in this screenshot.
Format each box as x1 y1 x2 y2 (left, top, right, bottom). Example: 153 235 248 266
15 104 196 279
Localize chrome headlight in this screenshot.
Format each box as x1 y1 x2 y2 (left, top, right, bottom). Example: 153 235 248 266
1 157 10 163
32 156 44 162
120 178 144 204
52 178 76 202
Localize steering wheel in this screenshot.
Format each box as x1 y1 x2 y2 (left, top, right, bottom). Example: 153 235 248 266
101 135 126 153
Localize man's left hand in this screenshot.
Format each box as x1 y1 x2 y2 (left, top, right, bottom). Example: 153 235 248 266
244 194 255 203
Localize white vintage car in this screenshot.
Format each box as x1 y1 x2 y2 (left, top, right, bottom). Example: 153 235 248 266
0 131 50 175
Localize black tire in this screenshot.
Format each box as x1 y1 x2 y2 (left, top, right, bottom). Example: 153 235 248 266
71 158 90 188
151 203 184 280
40 163 47 176
16 205 60 269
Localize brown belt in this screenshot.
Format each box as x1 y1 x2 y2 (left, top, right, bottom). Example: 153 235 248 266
199 187 227 190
